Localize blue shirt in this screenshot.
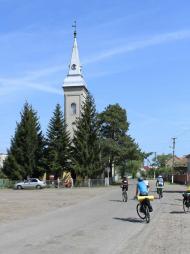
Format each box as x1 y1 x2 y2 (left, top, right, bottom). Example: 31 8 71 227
137 181 148 195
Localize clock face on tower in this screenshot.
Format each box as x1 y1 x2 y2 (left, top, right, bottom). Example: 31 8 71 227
71 64 76 70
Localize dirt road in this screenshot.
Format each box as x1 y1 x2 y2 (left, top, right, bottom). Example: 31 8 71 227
0 181 189 254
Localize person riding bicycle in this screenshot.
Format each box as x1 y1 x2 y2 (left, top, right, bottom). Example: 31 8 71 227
121 176 128 191
156 175 164 187
156 175 164 190
135 177 153 212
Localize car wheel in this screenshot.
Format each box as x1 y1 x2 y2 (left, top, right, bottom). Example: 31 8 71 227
36 185 42 189
17 185 22 190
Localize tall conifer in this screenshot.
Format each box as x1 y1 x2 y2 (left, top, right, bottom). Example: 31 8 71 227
3 102 45 179
45 104 71 178
72 93 101 178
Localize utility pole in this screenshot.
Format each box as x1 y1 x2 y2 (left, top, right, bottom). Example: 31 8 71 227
154 152 157 179
171 137 176 184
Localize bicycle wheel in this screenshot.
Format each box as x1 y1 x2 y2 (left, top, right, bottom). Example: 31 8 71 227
122 190 127 202
122 191 125 201
160 188 163 198
145 206 150 223
136 204 146 219
159 189 162 199
124 191 128 202
183 199 190 213
157 188 161 199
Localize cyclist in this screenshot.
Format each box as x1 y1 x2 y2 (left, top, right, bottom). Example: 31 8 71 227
121 176 128 191
135 177 153 212
156 175 164 197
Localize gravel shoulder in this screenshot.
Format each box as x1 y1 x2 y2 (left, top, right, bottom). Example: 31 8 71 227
0 187 114 224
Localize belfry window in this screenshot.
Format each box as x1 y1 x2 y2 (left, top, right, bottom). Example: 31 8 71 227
71 103 76 115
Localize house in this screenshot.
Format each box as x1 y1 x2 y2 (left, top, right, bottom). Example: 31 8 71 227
0 153 7 169
166 156 188 174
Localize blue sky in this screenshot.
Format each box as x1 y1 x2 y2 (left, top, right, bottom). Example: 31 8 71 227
1 0 190 157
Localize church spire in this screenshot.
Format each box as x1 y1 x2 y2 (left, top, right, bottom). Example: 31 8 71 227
72 20 77 39
63 23 88 139
63 21 87 88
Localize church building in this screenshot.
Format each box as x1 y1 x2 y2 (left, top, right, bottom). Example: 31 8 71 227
63 25 88 139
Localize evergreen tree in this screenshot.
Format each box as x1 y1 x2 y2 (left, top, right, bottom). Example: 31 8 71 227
72 92 101 178
45 104 71 178
3 102 45 180
98 104 142 175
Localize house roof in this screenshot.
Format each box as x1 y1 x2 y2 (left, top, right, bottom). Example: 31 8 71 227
166 156 188 167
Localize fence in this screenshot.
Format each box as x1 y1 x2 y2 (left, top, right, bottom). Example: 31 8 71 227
174 174 190 185
0 178 112 189
45 178 111 188
0 179 16 189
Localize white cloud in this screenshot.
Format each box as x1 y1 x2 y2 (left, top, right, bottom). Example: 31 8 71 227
84 30 190 64
1 29 190 96
0 77 62 96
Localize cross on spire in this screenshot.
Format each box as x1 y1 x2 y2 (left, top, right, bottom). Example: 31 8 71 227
72 21 77 38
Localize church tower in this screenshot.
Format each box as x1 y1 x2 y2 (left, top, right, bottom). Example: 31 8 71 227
63 23 88 139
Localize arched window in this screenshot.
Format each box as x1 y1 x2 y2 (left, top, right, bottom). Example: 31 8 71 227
71 103 76 115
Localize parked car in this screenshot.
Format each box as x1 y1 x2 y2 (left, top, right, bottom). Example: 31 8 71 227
14 178 46 189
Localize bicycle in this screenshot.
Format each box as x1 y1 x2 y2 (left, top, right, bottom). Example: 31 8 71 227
182 192 190 213
122 188 128 202
136 196 154 223
157 186 164 199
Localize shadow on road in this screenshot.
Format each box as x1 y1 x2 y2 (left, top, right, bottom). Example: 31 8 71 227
175 198 182 201
170 211 185 214
164 190 184 193
161 202 181 207
109 200 123 202
113 217 143 223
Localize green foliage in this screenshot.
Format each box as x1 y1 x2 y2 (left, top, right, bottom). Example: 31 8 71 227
2 102 45 180
71 92 102 178
98 103 129 139
119 135 143 162
118 160 142 178
152 153 172 168
0 170 7 179
45 104 71 178
156 167 172 176
142 152 153 160
98 104 143 175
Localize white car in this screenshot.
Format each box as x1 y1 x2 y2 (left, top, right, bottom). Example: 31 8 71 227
15 178 46 189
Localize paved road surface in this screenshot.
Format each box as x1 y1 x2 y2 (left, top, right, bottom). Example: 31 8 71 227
0 181 189 254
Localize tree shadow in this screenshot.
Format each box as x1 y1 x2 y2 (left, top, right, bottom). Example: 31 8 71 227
170 211 185 214
109 200 123 202
161 202 181 207
113 217 144 223
175 198 183 201
164 190 184 193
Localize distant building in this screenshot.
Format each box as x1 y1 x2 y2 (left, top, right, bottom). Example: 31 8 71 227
0 153 7 169
166 156 188 174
